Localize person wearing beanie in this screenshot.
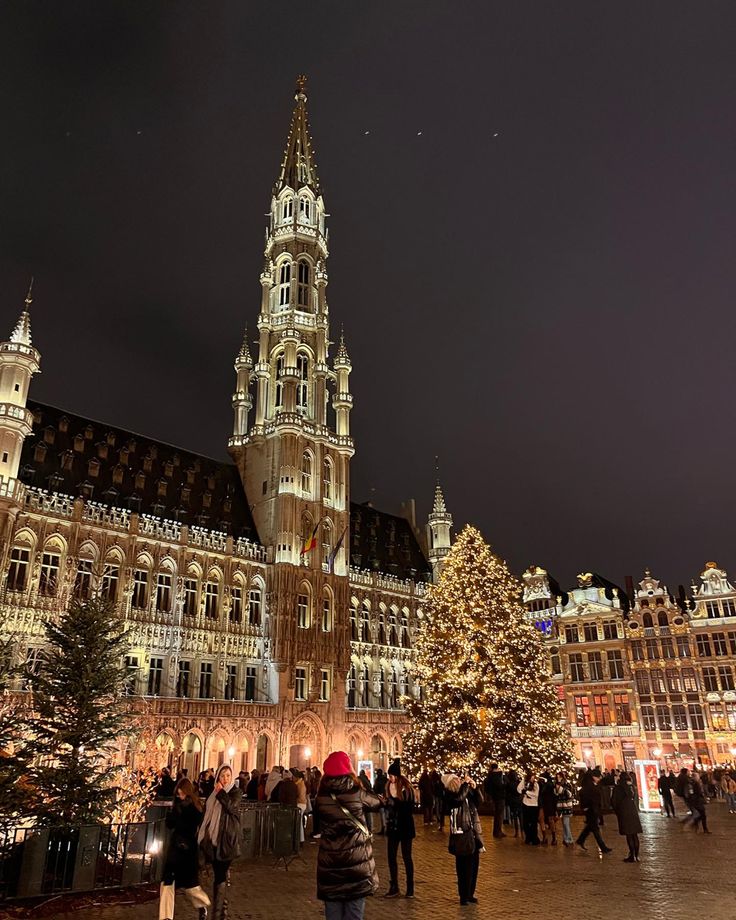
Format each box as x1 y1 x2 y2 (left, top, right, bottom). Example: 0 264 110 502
383 758 416 899
315 751 383 919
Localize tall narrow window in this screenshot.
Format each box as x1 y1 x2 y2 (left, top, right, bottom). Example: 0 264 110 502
322 593 332 632
301 452 312 493
295 667 307 701
132 569 149 609
321 521 332 568
101 563 120 602
360 602 370 642
74 559 94 600
297 592 310 628
592 694 608 725
176 661 191 698
588 652 604 681
569 653 585 682
298 196 311 221
320 669 330 701
203 581 219 619
282 196 293 222
199 662 213 699
347 665 357 707
607 649 624 680
230 584 242 623
39 552 61 596
574 694 591 727
278 262 291 308
249 585 262 625
274 355 285 412
245 665 257 701
350 603 359 641
124 655 139 695
183 578 198 616
361 665 370 707
155 572 172 613
613 693 631 725
7 547 30 591
323 458 333 502
296 354 309 413
147 657 163 696
297 261 310 308
225 664 237 700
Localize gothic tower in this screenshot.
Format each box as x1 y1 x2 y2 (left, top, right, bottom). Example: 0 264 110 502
228 78 354 759
0 283 40 547
427 480 453 582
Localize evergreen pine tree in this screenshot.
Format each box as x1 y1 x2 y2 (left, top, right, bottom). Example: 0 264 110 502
0 612 36 830
404 525 572 775
27 595 130 825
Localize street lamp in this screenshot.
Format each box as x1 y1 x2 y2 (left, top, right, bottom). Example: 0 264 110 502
228 746 236 760
653 747 662 758
357 749 364 759
304 747 312 760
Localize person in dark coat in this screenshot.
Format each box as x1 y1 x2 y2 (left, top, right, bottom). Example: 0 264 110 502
658 770 676 817
156 766 176 799
483 763 506 839
197 764 242 920
245 769 259 800
277 770 298 806
159 778 210 920
538 772 558 845
504 769 522 837
576 769 612 854
418 770 435 825
315 751 383 920
443 774 485 906
383 760 416 899
687 771 711 834
612 772 643 862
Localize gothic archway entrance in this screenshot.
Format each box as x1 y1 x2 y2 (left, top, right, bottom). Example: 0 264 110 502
256 734 270 772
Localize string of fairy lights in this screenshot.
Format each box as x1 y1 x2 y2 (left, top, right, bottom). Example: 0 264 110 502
404 525 573 777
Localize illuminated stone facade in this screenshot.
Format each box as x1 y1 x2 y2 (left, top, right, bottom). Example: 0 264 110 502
0 82 445 777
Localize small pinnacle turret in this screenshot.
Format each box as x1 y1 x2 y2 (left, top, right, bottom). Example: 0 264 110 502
237 326 253 366
275 75 320 195
0 282 41 498
10 279 34 347
427 476 453 582
334 330 351 368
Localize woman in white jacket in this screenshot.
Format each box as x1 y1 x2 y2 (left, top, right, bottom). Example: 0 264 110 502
518 771 540 845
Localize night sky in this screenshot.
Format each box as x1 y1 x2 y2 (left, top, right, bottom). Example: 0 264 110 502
1 2 735 593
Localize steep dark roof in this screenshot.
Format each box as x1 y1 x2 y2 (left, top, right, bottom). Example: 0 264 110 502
349 501 431 582
20 402 259 542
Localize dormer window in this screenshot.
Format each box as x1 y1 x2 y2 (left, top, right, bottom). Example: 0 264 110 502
74 434 85 453
135 471 146 490
299 196 311 222
34 443 47 463
278 262 291 309
88 458 100 478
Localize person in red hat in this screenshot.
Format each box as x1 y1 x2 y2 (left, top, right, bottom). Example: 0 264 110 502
315 751 384 920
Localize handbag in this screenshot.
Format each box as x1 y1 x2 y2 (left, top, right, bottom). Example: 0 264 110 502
329 793 373 841
449 828 476 856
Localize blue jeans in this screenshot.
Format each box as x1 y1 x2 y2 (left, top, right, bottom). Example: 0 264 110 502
324 899 366 920
727 792 736 811
561 814 573 843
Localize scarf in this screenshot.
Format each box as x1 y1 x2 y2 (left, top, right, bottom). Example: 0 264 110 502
198 765 235 849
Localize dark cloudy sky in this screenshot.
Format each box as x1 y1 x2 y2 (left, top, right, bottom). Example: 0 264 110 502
1 2 735 591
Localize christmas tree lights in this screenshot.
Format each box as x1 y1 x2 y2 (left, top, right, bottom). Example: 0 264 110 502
404 525 572 776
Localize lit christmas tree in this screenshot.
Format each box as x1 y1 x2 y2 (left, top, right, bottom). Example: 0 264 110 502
404 525 572 776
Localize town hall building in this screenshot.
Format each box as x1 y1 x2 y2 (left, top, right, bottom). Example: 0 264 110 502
0 79 454 777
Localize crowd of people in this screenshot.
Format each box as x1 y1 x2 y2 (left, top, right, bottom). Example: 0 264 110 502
150 755 734 920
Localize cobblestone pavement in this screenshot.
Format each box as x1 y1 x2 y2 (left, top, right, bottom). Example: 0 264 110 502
47 804 735 920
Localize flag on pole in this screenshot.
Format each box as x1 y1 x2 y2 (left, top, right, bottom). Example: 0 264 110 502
300 521 320 557
327 525 348 573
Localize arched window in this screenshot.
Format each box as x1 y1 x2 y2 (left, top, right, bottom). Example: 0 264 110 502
297 586 311 629
360 601 371 642
296 353 309 413
347 664 357 708
274 354 285 412
321 520 332 568
249 579 263 626
388 607 398 646
183 565 200 617
132 554 152 610
377 608 386 645
299 196 311 222
301 451 313 494
360 665 370 707
297 260 310 309
657 610 669 628
642 612 654 629
282 196 293 222
278 261 291 309
7 531 35 592
321 588 332 632
350 601 359 641
203 570 221 620
400 610 410 648
323 457 333 502
230 574 244 623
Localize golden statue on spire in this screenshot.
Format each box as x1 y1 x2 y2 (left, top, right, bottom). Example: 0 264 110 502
295 74 308 96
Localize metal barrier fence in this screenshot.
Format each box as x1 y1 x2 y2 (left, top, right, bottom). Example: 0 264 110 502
0 818 166 902
0 803 301 902
239 803 301 865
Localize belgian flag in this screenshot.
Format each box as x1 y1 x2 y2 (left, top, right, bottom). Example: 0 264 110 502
300 521 320 557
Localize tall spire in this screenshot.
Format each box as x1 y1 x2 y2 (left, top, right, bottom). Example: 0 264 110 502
432 480 447 515
10 277 34 347
237 325 253 366
274 75 321 195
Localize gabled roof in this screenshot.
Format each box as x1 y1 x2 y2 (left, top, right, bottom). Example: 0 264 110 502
274 76 321 195
350 501 431 582
20 402 259 542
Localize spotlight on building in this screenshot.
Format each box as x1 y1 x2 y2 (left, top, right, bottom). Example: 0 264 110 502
228 746 236 760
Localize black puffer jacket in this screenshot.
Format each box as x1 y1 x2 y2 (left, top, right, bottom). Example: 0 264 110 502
315 775 382 902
